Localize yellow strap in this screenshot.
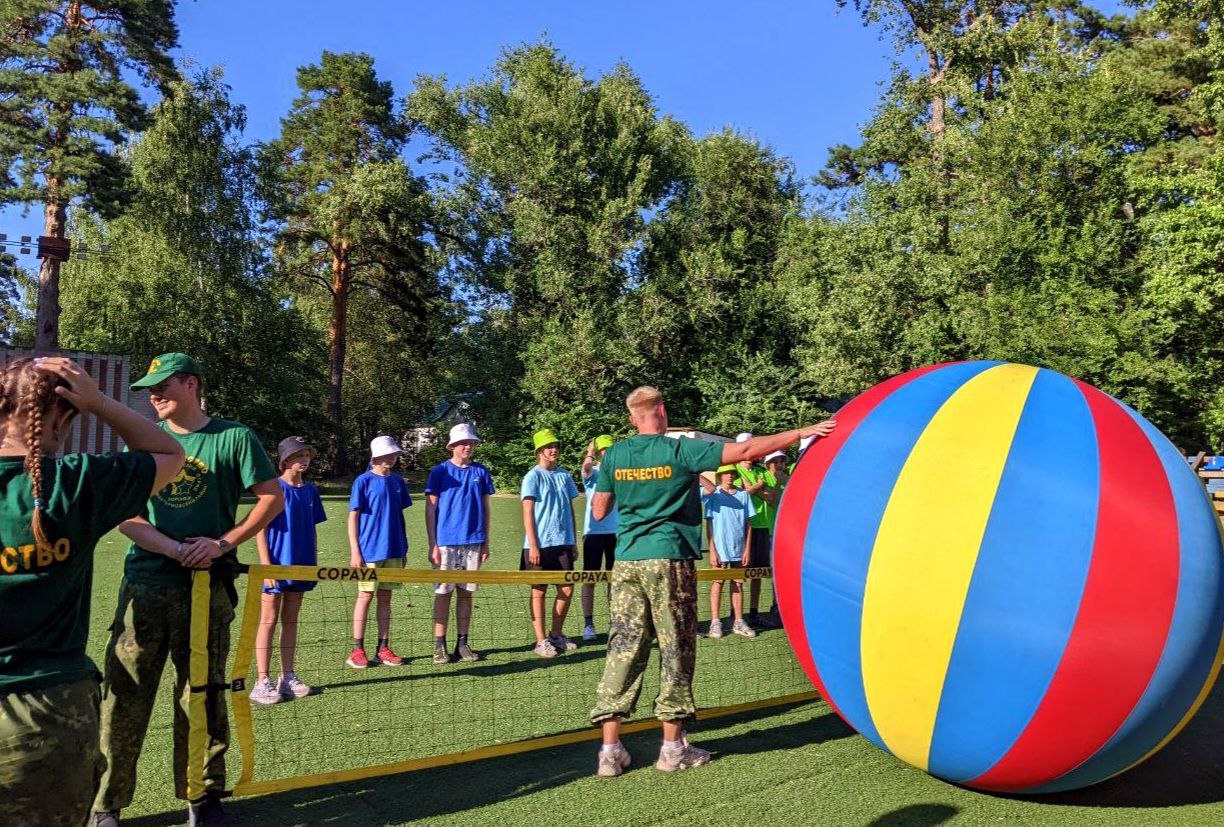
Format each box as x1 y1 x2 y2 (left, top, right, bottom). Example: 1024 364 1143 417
248 563 773 585
230 572 266 788
185 570 211 802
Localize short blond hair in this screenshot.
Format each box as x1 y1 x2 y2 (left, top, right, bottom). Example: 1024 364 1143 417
626 385 663 413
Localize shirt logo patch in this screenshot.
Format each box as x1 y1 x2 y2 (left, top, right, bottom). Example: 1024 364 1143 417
157 456 209 509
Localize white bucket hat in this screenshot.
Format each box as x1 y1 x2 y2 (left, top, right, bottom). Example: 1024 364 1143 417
735 432 753 443
370 435 403 458
447 422 481 449
763 450 787 464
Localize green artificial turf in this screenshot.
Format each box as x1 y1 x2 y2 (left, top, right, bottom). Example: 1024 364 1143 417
87 494 1224 826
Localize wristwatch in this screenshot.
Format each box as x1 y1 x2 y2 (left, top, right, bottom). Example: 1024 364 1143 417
218 539 233 554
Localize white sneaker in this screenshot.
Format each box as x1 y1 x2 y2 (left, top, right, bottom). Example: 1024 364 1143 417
655 738 711 772
533 639 558 658
732 619 757 638
583 623 597 641
597 743 632 777
707 619 723 639
249 677 281 706
279 672 312 699
548 633 578 652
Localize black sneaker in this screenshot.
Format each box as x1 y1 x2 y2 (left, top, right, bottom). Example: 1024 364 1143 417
433 645 452 665
455 642 480 662
756 611 783 630
187 795 233 827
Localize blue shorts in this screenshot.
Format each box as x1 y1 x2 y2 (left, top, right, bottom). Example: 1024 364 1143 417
262 580 316 595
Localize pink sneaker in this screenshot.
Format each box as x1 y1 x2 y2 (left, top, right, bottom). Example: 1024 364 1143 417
346 648 371 669
376 645 404 666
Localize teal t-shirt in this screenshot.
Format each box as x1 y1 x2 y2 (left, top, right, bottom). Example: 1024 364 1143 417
125 418 277 586
0 452 155 692
521 465 579 548
595 435 723 561
705 487 756 563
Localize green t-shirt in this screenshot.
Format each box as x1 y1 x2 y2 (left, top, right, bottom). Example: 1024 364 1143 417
0 451 155 692
125 418 277 586
595 434 723 561
737 465 780 530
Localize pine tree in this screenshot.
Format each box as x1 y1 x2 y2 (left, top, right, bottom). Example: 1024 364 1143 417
261 51 433 471
0 0 178 351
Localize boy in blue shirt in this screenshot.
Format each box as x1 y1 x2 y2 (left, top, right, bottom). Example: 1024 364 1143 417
251 437 328 704
521 428 580 657
580 434 618 641
426 423 495 665
347 436 412 669
705 465 756 639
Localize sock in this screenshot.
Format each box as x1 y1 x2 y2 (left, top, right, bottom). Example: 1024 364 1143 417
352 638 363 651
662 737 685 751
584 615 593 625
600 741 623 753
457 634 469 648
435 635 446 648
377 637 389 651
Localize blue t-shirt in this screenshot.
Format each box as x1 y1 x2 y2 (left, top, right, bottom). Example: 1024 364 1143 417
583 465 618 535
426 460 496 546
266 480 327 566
521 465 579 548
349 471 412 562
705 487 756 563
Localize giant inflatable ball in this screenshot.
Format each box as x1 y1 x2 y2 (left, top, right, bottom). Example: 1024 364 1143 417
774 361 1224 793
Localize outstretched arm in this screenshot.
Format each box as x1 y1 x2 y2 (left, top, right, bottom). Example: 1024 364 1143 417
721 420 837 466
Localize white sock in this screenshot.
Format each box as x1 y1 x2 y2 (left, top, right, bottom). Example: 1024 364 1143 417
662 737 686 751
600 742 623 754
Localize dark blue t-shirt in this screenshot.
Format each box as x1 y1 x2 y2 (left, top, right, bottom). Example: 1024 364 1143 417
425 460 495 546
349 471 412 562
265 480 327 566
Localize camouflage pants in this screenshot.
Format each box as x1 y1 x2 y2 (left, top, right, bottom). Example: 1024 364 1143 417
0 677 101 826
592 559 698 724
94 577 234 811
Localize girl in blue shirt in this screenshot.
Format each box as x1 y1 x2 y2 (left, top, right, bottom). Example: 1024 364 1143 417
251 437 328 704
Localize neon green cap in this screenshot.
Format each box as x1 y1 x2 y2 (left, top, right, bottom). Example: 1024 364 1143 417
594 434 615 452
716 464 736 475
533 428 559 452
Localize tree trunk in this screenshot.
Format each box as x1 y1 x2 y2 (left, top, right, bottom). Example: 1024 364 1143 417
34 194 66 353
927 49 951 251
328 240 351 473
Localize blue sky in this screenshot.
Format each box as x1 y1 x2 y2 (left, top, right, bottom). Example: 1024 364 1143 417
0 0 1128 245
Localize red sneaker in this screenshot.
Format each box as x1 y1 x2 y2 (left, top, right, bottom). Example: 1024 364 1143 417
346 648 371 669
376 645 404 666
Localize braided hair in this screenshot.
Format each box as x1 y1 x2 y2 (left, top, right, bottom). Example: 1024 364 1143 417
0 358 78 548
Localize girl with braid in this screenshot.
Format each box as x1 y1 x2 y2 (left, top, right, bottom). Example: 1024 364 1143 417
0 357 183 826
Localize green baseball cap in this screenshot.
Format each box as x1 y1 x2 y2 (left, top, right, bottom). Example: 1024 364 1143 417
716 464 737 475
533 428 559 452
130 352 203 390
594 434 615 452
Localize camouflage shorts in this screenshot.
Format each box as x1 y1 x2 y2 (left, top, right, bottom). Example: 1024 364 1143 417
0 677 102 826
591 558 698 724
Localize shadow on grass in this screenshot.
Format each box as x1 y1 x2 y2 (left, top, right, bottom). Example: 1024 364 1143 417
998 676 1224 809
125 701 842 827
869 804 959 826
306 646 609 693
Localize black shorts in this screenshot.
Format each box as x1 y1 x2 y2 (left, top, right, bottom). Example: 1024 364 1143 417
750 528 772 567
519 544 576 572
583 533 616 571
